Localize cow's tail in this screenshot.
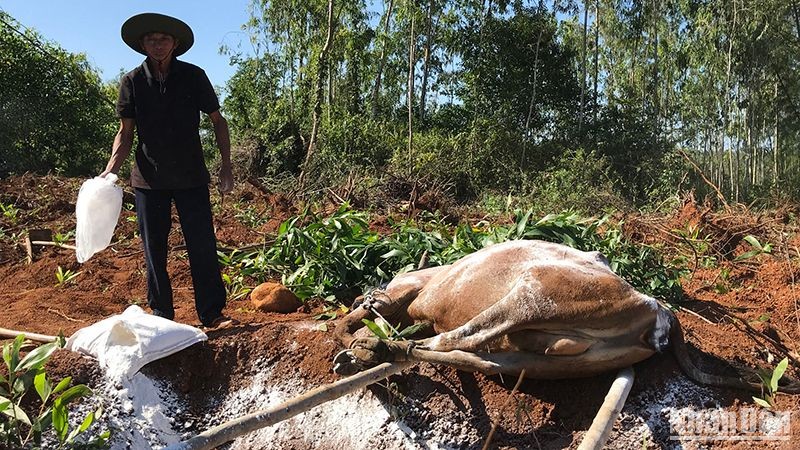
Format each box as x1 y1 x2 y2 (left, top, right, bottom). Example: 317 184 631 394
668 313 800 394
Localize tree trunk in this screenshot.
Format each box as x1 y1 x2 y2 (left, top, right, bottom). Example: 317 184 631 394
299 0 336 187
419 0 436 124
522 27 543 170
593 0 600 129
371 0 396 119
774 80 779 184
579 1 589 135
407 0 416 177
652 0 660 130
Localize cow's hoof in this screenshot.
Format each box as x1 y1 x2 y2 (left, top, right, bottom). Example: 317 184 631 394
332 339 392 375
350 337 393 364
333 349 366 376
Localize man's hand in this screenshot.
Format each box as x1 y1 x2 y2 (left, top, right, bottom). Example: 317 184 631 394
218 162 233 194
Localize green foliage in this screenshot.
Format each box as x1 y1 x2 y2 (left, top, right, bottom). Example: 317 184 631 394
361 319 427 341
54 267 81 288
258 206 383 300
221 272 252 301
0 202 20 224
524 149 626 215
456 5 579 134
234 205 269 228
241 206 685 304
0 12 116 176
734 235 773 261
671 224 717 268
0 335 108 448
753 357 789 409
52 231 75 247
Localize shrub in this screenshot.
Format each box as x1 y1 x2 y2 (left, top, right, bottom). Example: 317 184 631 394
0 335 108 449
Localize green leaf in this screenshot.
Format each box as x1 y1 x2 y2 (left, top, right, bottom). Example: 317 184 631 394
0 395 31 425
313 312 337 321
67 408 96 443
771 358 789 393
380 248 406 259
743 235 762 250
752 396 773 409
54 384 91 407
18 341 60 373
515 210 532 238
52 376 72 396
734 250 760 261
362 319 389 340
395 323 427 339
3 335 25 373
52 402 68 442
36 406 53 430
34 370 51 403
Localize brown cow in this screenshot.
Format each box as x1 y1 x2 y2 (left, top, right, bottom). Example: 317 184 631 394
333 239 798 393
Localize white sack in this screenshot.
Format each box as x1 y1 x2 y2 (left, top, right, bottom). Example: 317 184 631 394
66 305 207 381
75 173 123 263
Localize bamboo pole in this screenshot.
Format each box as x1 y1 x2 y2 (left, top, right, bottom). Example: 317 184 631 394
577 367 635 450
164 361 413 450
0 327 59 343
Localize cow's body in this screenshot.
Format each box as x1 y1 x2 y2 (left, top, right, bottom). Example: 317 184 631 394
335 240 673 378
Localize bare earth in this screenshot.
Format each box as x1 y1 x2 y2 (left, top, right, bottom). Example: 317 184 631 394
2 173 800 449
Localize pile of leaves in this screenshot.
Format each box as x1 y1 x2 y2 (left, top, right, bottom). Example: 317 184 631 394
219 206 686 303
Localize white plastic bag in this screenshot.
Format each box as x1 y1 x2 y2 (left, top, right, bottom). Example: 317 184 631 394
66 305 207 381
75 173 123 263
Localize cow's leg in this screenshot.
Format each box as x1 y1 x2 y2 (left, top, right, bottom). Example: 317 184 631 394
333 266 448 345
347 272 542 356
335 342 652 378
342 272 567 372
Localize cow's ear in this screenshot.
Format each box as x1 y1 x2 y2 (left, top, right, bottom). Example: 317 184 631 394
644 306 673 352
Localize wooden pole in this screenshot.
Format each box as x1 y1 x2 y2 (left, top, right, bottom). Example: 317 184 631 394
577 367 635 450
164 361 413 450
0 327 59 343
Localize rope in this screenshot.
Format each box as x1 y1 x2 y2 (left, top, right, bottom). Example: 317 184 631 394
361 289 403 338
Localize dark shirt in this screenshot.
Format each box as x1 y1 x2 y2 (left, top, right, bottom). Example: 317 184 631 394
117 58 220 189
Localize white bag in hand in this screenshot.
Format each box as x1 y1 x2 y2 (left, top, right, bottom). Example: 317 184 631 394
75 173 123 263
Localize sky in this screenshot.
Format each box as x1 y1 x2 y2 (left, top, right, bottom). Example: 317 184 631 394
1 0 254 88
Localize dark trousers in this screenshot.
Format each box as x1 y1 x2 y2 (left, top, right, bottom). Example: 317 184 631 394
134 185 225 326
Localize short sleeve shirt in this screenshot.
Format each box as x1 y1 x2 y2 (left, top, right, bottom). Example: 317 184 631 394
117 58 220 189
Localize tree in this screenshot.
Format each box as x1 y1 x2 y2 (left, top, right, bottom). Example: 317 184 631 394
0 12 115 176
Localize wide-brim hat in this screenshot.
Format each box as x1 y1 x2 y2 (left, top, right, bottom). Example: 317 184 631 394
121 13 194 56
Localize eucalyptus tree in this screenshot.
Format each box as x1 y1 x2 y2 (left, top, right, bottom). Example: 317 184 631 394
0 11 115 176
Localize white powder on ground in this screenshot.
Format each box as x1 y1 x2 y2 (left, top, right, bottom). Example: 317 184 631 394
82 354 465 449
603 377 791 449
81 343 787 450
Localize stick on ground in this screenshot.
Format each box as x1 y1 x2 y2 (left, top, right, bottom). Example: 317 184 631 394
164 361 413 450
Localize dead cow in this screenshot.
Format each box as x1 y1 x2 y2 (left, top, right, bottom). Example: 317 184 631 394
333 239 798 392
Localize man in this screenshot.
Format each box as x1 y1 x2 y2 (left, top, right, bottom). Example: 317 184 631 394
100 13 233 329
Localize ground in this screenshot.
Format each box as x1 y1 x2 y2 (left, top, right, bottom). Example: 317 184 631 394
2 174 800 449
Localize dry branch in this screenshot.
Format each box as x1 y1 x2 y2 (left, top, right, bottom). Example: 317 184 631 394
677 148 730 209
30 241 77 250
481 369 528 450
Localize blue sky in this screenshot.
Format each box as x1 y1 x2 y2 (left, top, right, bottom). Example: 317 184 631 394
1 0 254 88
